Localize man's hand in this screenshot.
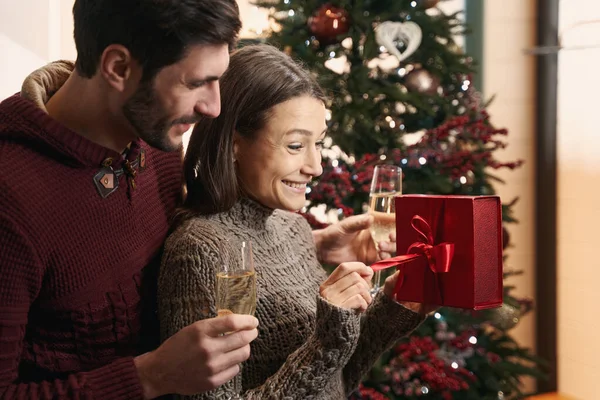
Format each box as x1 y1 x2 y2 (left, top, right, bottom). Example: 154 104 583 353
313 214 397 265
134 314 259 399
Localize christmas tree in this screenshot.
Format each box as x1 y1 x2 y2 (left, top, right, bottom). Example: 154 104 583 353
251 0 546 398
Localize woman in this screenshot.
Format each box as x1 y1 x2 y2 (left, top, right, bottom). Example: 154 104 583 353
158 44 426 399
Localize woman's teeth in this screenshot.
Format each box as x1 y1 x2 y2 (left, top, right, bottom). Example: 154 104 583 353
283 181 306 189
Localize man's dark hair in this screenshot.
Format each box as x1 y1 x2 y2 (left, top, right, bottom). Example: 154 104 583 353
73 0 241 80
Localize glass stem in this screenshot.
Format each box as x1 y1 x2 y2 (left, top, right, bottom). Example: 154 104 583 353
371 270 382 296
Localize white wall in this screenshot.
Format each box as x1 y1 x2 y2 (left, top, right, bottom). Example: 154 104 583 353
482 0 538 392
556 2 600 399
0 0 76 99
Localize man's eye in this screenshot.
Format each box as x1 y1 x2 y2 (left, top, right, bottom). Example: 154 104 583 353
188 81 206 89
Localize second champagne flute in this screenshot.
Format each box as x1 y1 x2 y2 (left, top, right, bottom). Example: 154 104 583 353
215 240 257 398
368 164 402 295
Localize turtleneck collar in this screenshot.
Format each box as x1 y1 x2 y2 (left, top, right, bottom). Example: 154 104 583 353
223 196 278 231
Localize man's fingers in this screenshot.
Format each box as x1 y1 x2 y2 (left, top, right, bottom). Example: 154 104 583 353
201 314 259 337
339 214 373 234
218 327 259 353
205 364 241 391
377 240 396 254
196 333 253 379
376 232 397 258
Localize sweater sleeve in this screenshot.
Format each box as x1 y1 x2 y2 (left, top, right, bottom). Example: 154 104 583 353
158 229 362 400
342 291 425 395
0 213 143 400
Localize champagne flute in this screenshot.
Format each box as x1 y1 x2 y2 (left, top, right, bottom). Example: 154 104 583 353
368 165 402 295
216 240 257 317
215 240 257 397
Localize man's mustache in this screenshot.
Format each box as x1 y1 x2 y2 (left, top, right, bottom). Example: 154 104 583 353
171 114 203 126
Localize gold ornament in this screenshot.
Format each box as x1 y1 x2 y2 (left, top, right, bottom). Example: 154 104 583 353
448 42 464 54
489 304 521 330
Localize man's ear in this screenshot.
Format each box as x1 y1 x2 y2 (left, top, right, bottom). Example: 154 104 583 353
99 44 137 92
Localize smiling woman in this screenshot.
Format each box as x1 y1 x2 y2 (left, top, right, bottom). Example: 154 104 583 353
157 44 425 400
234 96 327 211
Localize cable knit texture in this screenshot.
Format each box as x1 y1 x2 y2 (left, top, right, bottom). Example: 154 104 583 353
159 198 424 399
0 61 183 399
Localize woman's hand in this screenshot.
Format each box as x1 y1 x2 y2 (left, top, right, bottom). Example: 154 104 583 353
319 262 374 313
383 271 439 316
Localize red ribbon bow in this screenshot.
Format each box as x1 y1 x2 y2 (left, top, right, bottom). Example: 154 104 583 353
371 215 455 299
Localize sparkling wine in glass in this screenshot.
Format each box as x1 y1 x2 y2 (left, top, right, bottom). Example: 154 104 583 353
215 240 256 397
368 165 402 295
216 240 257 317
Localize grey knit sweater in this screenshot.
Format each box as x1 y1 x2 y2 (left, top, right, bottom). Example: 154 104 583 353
158 198 424 399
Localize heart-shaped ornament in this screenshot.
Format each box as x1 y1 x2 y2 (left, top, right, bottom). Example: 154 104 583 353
375 21 422 64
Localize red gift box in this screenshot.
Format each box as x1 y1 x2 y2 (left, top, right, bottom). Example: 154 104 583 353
371 195 503 310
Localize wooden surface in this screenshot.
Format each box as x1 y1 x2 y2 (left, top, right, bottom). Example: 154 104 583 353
527 393 577 400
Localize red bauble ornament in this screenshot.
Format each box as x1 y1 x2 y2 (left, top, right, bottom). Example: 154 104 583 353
308 4 350 44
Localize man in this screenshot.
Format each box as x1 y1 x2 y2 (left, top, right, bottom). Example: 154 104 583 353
0 1 393 398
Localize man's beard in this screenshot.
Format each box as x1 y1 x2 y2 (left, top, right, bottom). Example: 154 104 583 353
122 80 200 152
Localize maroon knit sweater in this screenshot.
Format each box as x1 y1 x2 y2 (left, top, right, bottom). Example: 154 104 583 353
0 94 182 399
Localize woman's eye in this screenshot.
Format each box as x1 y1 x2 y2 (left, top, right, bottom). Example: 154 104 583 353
288 143 303 150
316 140 325 149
